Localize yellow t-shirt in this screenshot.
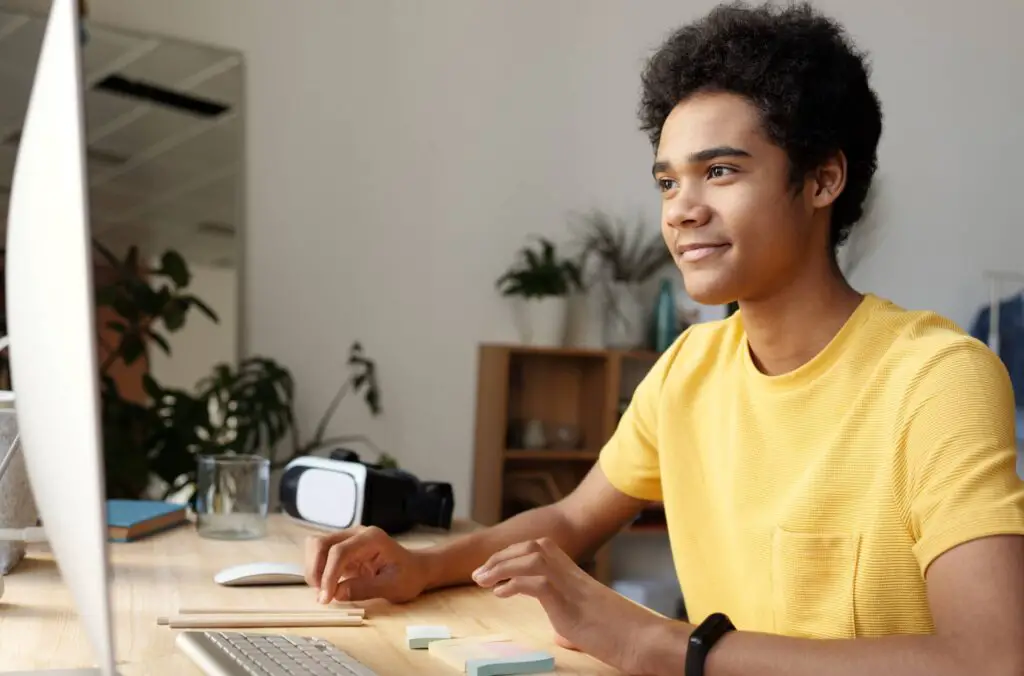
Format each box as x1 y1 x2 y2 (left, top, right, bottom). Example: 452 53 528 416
600 293 1024 638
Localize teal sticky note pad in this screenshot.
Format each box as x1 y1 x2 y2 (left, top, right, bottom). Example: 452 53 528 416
466 651 555 676
406 625 451 649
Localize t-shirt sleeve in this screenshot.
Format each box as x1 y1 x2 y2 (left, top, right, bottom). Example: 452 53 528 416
905 339 1024 576
598 332 688 502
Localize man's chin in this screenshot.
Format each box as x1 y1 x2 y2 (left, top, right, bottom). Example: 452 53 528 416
680 276 736 307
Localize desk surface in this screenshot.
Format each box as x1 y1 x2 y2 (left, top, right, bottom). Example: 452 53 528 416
0 514 619 674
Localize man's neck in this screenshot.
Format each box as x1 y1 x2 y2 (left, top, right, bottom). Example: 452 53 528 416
739 269 863 377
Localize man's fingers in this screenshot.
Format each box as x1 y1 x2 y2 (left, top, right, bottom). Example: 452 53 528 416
473 538 553 581
305 531 355 588
473 551 546 588
305 532 353 588
475 540 536 574
318 528 385 602
334 573 387 602
491 575 550 600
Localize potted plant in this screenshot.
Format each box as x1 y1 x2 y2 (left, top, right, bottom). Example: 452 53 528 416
496 237 582 347
0 239 390 504
575 210 673 349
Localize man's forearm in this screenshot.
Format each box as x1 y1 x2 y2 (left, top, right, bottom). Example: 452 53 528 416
637 620 996 676
420 504 596 591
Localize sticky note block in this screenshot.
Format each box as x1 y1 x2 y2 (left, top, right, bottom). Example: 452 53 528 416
467 650 555 676
406 625 452 649
428 635 554 675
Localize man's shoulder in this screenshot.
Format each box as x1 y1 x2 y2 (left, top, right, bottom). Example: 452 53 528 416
866 295 996 366
863 295 1010 397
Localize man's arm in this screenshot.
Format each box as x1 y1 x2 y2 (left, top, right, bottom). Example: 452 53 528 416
309 336 671 604
636 534 1024 676
421 465 648 591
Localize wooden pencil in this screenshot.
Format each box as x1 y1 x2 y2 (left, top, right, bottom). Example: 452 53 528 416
174 606 366 618
159 612 365 629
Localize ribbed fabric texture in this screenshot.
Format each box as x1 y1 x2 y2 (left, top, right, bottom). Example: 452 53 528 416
600 293 1024 638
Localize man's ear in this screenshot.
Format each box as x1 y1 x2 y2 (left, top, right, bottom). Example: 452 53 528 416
811 151 848 208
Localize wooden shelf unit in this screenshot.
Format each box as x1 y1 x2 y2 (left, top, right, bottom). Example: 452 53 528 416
470 343 660 584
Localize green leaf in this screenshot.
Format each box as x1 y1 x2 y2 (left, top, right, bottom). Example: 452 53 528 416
95 286 118 307
495 237 579 298
142 374 162 400
147 329 171 355
185 295 219 323
160 251 190 288
120 333 145 364
125 245 140 271
132 282 163 317
540 237 555 265
154 285 172 311
163 298 187 331
91 238 121 269
365 386 381 415
113 294 138 321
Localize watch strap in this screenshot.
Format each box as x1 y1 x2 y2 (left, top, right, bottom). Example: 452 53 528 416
685 612 735 676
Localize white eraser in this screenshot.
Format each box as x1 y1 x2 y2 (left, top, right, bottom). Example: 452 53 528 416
406 625 452 649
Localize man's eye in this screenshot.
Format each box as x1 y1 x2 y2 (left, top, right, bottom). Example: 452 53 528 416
657 178 677 192
707 165 735 179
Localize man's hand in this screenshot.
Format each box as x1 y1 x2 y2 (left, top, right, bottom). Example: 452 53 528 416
471 537 665 673
304 526 430 604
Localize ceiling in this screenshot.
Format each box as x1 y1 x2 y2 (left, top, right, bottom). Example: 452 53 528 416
0 3 242 268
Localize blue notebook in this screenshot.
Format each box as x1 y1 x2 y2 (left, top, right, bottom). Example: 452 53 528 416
106 499 187 542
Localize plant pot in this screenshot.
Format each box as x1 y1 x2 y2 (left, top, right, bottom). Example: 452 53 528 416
565 288 605 349
512 296 568 347
603 281 647 349
0 408 39 574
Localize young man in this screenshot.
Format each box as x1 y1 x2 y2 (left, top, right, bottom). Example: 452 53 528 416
305 4 1024 675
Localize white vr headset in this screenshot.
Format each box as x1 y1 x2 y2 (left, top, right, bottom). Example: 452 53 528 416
280 456 368 529
279 453 454 535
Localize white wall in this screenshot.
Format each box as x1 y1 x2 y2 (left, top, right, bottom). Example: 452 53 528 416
147 261 238 392
88 0 1024 517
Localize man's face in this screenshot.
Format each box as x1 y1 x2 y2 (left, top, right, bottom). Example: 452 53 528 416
653 92 822 306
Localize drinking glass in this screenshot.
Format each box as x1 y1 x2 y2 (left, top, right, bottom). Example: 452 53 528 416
0 406 38 572
194 453 270 540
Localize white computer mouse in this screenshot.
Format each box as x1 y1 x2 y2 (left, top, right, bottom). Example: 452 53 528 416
214 561 307 587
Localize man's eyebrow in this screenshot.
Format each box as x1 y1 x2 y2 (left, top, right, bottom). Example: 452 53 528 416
651 146 752 176
652 160 672 176
686 146 751 163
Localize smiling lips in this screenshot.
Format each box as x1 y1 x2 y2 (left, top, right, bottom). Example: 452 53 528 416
677 242 730 262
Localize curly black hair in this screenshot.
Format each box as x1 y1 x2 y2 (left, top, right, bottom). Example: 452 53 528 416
639 2 883 249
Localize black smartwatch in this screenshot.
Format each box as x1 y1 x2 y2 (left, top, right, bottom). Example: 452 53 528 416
685 612 735 676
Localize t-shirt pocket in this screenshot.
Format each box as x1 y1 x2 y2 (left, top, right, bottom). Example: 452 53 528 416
771 526 861 639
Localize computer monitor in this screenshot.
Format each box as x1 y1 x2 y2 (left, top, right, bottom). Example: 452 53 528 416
3 0 116 674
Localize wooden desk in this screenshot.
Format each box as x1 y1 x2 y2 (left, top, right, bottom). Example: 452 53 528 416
0 514 619 674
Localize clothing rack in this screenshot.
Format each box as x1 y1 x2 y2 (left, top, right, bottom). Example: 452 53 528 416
983 270 1024 356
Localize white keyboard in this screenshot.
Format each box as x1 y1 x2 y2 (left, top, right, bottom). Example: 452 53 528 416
175 630 379 676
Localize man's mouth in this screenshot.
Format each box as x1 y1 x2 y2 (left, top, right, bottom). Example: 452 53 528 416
677 243 730 262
